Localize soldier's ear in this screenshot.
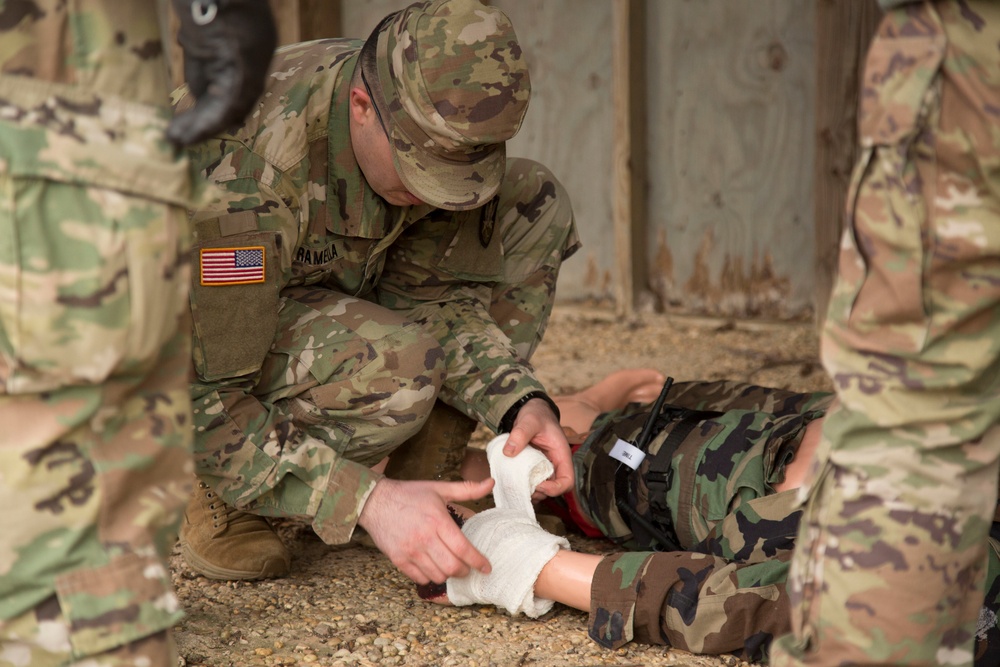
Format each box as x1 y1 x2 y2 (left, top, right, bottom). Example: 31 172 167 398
348 86 376 127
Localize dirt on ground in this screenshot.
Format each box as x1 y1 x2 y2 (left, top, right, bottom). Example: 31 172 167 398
170 305 833 667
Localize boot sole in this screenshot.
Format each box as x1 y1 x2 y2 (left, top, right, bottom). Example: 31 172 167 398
180 542 290 581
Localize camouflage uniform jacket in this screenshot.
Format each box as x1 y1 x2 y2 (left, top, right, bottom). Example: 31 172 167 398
175 39 548 541
0 0 199 651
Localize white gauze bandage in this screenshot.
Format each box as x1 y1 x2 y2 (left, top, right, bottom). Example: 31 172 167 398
485 433 553 515
446 434 568 617
446 508 569 617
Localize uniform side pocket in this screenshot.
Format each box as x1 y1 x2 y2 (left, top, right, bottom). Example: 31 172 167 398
0 174 191 393
831 30 945 349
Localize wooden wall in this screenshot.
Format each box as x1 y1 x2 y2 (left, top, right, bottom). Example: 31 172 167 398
645 1 815 319
173 1 882 321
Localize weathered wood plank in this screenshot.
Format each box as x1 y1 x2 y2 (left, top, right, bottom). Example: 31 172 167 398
295 0 341 41
645 0 816 319
612 0 649 316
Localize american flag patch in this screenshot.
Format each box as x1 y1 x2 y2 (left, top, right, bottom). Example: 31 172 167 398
200 246 266 286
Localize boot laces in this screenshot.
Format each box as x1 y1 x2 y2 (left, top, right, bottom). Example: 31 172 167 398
200 481 246 529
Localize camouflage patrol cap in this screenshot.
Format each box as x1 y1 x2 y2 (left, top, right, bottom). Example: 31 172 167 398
372 0 530 211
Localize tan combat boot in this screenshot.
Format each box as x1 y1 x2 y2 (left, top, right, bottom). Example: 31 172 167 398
384 401 478 482
384 401 496 513
179 480 291 580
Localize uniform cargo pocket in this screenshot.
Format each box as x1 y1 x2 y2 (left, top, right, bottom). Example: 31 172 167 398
54 551 182 658
834 31 945 347
0 174 191 393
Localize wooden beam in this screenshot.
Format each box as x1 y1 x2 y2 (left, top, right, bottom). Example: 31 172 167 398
612 0 648 317
268 0 301 46
266 0 341 43
297 0 342 40
813 0 882 326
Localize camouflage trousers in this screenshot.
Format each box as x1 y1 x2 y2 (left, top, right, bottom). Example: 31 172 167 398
0 76 196 665
191 158 579 543
770 2 1000 666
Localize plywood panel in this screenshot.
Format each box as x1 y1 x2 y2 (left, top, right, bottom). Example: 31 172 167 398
646 0 816 318
493 1 614 304
295 0 341 41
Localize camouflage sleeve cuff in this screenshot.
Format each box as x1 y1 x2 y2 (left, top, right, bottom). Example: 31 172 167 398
311 458 383 545
480 376 548 433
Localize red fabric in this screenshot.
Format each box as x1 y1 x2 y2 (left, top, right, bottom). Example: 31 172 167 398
540 442 605 539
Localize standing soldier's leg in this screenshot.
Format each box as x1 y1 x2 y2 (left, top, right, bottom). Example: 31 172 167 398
771 2 1000 665
0 154 194 663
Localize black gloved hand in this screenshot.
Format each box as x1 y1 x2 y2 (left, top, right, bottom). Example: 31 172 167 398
167 0 277 146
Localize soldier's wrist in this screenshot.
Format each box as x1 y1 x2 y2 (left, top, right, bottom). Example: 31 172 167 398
498 391 560 434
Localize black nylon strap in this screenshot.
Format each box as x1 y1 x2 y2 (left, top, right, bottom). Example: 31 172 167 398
614 407 721 551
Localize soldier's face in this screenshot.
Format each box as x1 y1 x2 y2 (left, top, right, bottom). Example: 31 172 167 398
349 85 425 208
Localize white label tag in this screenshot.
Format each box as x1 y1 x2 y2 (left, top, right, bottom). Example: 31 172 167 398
609 438 646 470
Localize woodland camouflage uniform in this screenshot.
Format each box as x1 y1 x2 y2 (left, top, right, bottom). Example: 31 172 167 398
574 381 1000 665
768 2 1000 665
0 1 200 664
175 1 579 545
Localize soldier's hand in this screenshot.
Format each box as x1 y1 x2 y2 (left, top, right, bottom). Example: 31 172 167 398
167 0 277 146
502 398 574 498
358 477 495 585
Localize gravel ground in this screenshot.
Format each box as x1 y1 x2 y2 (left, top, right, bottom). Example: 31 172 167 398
170 305 834 667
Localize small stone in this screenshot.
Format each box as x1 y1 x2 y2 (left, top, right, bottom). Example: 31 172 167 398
254 647 272 657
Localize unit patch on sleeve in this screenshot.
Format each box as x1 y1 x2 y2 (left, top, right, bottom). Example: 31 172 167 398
200 246 266 286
